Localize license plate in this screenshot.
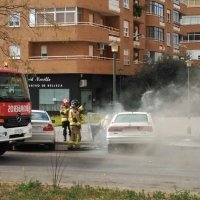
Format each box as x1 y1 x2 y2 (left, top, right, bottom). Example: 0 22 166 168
14 129 23 134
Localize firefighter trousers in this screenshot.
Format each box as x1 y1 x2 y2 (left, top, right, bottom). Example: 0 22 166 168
68 126 81 148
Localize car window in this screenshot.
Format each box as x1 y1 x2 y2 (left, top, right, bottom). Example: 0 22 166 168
31 112 49 121
114 114 148 123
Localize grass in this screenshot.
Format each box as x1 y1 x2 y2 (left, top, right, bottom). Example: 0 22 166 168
0 180 200 200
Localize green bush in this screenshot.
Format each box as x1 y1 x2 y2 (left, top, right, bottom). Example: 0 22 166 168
0 181 200 200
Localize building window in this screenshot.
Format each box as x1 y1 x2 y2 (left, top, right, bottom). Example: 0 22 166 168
41 45 47 58
39 89 69 111
173 55 179 60
167 33 171 46
174 0 179 5
124 49 130 65
167 10 171 23
173 10 179 23
147 2 164 18
150 52 163 63
124 0 129 8
9 46 20 59
9 13 20 27
124 20 129 37
187 50 200 60
181 15 200 25
183 32 200 42
173 33 179 49
29 7 81 26
146 26 164 41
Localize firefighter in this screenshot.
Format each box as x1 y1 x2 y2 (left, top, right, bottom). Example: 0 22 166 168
60 98 71 141
68 99 85 149
94 114 111 148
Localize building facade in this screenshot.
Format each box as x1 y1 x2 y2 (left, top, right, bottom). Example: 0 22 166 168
180 0 200 67
0 0 189 114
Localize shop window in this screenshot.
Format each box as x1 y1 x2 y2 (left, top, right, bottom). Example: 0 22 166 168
39 89 70 111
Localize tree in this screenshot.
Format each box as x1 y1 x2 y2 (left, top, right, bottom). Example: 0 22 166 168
121 57 200 115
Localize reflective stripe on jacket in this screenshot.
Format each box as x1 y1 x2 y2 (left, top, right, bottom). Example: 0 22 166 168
60 106 70 122
69 108 81 126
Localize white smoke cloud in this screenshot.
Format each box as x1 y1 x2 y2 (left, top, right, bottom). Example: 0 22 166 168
138 83 200 117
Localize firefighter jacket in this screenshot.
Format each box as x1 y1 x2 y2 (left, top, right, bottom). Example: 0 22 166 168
60 105 70 122
69 105 84 126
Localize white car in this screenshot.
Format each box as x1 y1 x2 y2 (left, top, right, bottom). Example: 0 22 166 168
106 112 157 153
13 110 56 150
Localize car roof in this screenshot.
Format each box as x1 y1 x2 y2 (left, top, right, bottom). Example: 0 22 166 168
32 110 47 113
116 112 149 115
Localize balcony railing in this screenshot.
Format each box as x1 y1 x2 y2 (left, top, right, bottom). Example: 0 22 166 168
29 55 120 61
33 22 120 37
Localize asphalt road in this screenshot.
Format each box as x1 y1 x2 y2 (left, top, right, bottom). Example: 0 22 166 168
1 144 200 194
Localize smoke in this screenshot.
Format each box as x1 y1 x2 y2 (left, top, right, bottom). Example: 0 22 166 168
137 83 200 147
139 83 200 117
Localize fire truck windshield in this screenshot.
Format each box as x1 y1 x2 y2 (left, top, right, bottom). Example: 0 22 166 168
0 73 30 102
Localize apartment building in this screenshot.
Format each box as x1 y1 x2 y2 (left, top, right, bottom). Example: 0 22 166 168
180 0 200 67
1 0 188 114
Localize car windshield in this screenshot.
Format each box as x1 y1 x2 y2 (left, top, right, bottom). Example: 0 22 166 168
114 114 148 123
0 72 30 102
31 112 49 121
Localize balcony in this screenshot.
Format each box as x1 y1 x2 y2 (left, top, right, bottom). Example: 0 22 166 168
146 39 163 52
179 2 187 14
173 44 180 54
133 34 145 50
173 21 180 32
29 22 120 44
179 43 187 55
145 13 160 26
179 24 187 36
49 0 110 15
28 55 120 75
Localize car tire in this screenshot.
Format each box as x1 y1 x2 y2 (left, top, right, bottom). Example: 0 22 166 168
48 142 56 151
0 142 9 155
107 144 114 154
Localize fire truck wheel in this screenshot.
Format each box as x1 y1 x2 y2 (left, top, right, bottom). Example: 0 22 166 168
0 142 9 155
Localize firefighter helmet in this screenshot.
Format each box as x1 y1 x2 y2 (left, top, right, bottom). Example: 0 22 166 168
62 98 69 105
71 99 80 108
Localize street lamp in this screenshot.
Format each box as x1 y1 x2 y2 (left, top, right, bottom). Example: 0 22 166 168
119 68 123 103
109 41 119 103
185 59 192 134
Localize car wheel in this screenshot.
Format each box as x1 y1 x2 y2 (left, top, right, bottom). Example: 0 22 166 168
0 142 9 155
48 142 56 151
107 144 114 154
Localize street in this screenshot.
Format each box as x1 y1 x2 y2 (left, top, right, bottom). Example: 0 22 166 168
1 118 200 194
1 143 200 194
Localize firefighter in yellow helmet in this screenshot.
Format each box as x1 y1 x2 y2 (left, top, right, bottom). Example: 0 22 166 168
60 98 71 141
68 99 85 149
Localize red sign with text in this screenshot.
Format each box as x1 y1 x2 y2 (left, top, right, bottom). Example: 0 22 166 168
0 102 32 116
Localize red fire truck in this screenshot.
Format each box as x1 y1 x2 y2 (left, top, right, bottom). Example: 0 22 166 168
0 63 32 155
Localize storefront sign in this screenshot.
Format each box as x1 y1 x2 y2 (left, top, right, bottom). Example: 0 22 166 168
28 76 63 88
